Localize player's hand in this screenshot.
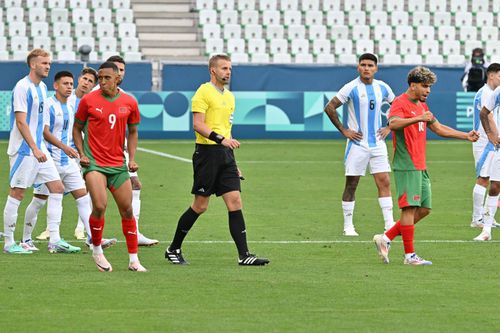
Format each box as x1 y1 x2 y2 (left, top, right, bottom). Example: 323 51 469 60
487 132 500 147
377 127 391 140
222 138 240 149
237 167 245 180
33 148 47 163
467 130 480 142
420 111 434 122
342 129 363 142
128 160 139 172
80 155 90 168
63 146 79 159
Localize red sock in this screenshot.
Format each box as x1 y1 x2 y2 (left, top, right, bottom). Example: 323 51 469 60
122 217 138 254
400 224 415 254
384 221 401 240
89 215 104 247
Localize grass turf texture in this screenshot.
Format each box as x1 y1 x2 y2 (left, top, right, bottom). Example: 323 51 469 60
1 140 499 332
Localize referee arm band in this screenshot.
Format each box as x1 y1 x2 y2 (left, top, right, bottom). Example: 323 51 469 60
208 131 225 144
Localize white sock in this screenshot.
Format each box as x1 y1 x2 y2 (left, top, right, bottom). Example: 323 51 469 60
132 189 141 233
383 235 391 243
75 194 92 237
342 201 355 229
23 197 47 242
76 216 84 230
129 253 138 263
483 195 499 233
378 196 394 228
472 184 487 221
47 193 63 243
93 245 103 255
3 196 21 247
405 252 415 259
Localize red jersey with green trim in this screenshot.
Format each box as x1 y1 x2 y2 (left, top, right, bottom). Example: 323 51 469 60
75 89 140 167
388 93 435 171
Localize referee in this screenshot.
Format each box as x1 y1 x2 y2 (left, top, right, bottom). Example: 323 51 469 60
165 54 270 266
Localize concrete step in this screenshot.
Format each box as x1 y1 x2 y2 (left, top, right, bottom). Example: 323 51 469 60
139 32 197 41
133 4 191 12
142 47 201 57
134 11 196 19
132 0 192 3
140 40 200 48
137 25 197 33
136 18 195 27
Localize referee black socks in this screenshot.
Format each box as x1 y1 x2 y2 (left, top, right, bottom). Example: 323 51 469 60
228 209 249 257
170 206 200 250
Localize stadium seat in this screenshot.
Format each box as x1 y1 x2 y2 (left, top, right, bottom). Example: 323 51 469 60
476 12 493 26
472 0 489 13
8 22 26 37
30 22 48 38
216 0 235 11
288 25 306 40
383 54 402 64
113 0 131 9
94 8 112 24
407 0 425 12
11 36 28 52
118 22 135 38
291 39 309 55
459 27 477 42
403 54 423 64
265 25 284 40
280 0 298 11
447 54 465 65
51 8 69 23
390 11 409 27
493 0 500 13
0 37 6 50
227 38 245 53
433 12 451 26
199 9 217 25
75 23 94 38
116 9 134 24
77 36 96 51
316 53 335 64
247 38 266 54
48 0 66 8
124 52 142 62
420 40 439 56
219 10 238 25
450 0 468 13
377 40 396 55
374 26 392 41
269 38 288 55
399 40 418 55
428 0 447 12
250 53 270 63
464 40 482 52
70 0 87 8
55 37 73 52
259 0 277 12
13 51 28 61
283 10 302 26
348 11 366 27
196 0 213 10
481 27 498 42
309 25 326 40
223 24 241 39
454 12 472 26
325 11 345 27
386 0 405 12
53 22 71 37
272 53 292 63
334 39 353 56
202 24 220 40
351 25 370 40
101 51 117 60
97 23 115 38
92 0 110 8
0 24 4 37
237 0 256 11
322 0 341 12
304 10 323 26
365 0 383 12
301 0 320 11
416 26 435 41
231 52 249 63
0 51 7 60
330 25 348 40
32 36 51 50
312 39 331 55
72 8 90 24
205 38 223 54
438 26 456 42
294 53 313 63
343 0 361 11
486 42 500 58
121 37 139 52
356 39 374 55
442 40 460 56
244 24 262 40
412 11 430 27
369 11 387 27
240 10 259 25
6 8 24 23
395 26 413 41
337 54 357 64
29 8 47 22
262 10 281 26
425 54 444 65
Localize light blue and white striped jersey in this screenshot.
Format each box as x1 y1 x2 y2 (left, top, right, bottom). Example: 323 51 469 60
485 86 500 138
45 95 76 166
472 84 496 149
336 77 395 148
8 76 49 156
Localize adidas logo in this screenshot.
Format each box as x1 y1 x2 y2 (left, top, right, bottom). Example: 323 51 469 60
198 188 205 193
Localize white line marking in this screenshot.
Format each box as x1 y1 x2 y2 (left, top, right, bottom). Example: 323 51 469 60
36 240 500 244
137 147 191 163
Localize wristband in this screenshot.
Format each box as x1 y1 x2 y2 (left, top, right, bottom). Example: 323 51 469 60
209 131 224 144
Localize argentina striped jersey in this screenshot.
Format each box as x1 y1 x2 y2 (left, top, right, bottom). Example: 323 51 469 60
45 95 76 166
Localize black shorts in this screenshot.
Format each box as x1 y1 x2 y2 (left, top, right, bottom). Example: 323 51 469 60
191 144 241 197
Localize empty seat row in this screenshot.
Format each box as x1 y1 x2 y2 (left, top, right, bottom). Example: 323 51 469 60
3 0 131 9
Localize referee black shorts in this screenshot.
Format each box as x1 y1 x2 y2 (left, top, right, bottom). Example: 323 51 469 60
191 144 241 197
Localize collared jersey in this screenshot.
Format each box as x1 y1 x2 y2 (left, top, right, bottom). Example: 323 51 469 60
335 77 395 148
191 82 235 145
472 84 496 149
75 89 140 167
388 93 436 171
45 95 76 166
8 76 48 156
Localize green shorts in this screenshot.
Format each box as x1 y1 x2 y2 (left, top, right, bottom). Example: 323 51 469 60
394 170 432 209
83 165 130 192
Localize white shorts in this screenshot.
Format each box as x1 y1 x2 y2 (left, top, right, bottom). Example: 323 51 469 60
9 153 60 189
344 141 391 176
34 158 85 195
487 148 500 181
474 144 494 178
124 149 138 178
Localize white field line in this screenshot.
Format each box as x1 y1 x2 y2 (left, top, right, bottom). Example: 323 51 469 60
137 147 191 163
32 240 500 244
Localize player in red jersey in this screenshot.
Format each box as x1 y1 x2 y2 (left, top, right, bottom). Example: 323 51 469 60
73 62 146 272
373 66 479 265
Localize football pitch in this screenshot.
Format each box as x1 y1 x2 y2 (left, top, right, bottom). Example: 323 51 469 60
1 139 499 332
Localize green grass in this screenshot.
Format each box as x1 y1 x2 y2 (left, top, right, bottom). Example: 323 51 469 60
1 140 500 332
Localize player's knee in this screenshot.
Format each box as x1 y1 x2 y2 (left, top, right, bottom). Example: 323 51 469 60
420 208 431 218
227 196 242 210
489 182 500 195
92 202 107 216
131 177 142 190
119 206 134 218
192 202 208 214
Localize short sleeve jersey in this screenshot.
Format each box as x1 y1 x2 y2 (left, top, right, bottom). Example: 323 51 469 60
388 93 436 171
45 95 76 166
484 86 500 137
191 82 235 145
75 89 140 167
472 84 495 149
335 77 395 148
8 76 48 156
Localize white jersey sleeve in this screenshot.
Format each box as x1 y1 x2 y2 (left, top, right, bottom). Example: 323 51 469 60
335 80 356 104
12 82 28 113
484 86 500 112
